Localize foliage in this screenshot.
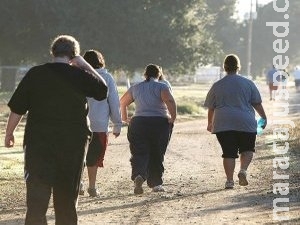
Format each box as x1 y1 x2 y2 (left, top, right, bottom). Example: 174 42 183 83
0 0 225 75
205 0 242 65
177 103 199 115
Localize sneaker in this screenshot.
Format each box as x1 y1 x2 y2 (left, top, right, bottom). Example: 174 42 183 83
225 180 234 189
238 170 248 186
152 185 165 192
134 175 144 194
87 187 100 197
79 182 85 195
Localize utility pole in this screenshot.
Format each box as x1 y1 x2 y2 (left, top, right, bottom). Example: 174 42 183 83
246 0 253 77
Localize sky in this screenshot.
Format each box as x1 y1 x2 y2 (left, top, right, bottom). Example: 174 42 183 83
235 0 273 20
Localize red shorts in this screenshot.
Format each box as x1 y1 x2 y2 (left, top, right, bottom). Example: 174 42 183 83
86 132 108 167
269 83 278 91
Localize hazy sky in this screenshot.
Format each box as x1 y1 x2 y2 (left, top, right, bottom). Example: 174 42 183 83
236 0 273 19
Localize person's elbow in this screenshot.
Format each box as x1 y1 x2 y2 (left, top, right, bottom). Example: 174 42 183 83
94 84 108 101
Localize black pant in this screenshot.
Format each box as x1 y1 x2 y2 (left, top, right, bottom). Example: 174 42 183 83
127 117 170 188
24 129 89 225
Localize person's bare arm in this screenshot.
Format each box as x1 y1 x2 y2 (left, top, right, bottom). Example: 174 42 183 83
252 103 267 128
207 108 214 132
5 112 23 147
120 91 134 123
161 89 177 124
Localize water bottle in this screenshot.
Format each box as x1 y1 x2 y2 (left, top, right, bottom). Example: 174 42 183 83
257 117 266 135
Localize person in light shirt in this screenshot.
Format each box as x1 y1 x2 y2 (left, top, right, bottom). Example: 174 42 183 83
204 54 267 189
80 49 122 197
120 64 177 194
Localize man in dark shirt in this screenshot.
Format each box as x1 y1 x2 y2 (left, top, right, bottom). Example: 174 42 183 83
4 35 107 225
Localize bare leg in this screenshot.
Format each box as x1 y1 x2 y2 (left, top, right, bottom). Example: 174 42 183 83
223 158 235 181
238 151 253 186
87 165 98 189
240 151 253 171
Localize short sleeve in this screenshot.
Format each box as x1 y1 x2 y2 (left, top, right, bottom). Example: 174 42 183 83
8 71 31 115
76 69 108 101
204 85 216 109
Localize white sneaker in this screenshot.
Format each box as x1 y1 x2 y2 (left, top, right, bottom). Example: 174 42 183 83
152 185 165 192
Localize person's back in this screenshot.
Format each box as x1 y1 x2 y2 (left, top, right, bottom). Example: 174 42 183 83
81 49 121 197
87 67 121 132
120 64 176 194
212 75 255 110
129 79 169 118
204 54 267 190
207 75 260 133
22 63 105 131
266 66 279 100
267 67 278 83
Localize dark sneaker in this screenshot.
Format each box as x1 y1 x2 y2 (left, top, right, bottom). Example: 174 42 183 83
238 170 248 186
225 180 234 189
134 175 144 194
88 187 100 197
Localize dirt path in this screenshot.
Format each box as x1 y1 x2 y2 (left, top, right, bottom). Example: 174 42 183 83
0 84 299 225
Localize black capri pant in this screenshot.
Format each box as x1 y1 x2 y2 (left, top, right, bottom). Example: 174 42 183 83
216 131 256 158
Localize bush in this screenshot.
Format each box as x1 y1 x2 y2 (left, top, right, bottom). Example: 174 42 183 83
177 103 199 115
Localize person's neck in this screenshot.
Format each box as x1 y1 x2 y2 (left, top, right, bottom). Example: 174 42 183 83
53 56 70 64
227 72 237 75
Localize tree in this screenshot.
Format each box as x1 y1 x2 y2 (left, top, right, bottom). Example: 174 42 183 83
206 0 243 65
0 0 223 88
0 0 81 90
80 0 222 74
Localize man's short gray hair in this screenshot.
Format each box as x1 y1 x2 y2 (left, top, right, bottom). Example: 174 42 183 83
50 35 80 59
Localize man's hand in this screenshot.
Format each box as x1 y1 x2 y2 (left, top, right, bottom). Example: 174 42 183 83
70 56 90 70
207 123 212 132
5 134 15 148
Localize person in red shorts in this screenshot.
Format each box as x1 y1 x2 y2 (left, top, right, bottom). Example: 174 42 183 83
266 65 279 100
79 49 122 197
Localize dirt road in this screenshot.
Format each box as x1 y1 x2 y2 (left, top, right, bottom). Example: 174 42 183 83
0 84 299 225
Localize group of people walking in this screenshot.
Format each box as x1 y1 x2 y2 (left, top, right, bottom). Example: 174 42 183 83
4 35 267 225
